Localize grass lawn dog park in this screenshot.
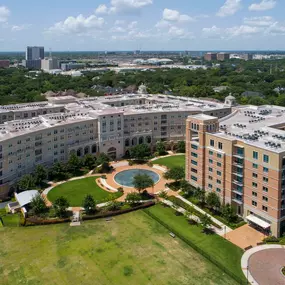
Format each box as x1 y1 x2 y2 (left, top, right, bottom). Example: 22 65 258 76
0 208 239 285
154 155 185 169
47 177 122 207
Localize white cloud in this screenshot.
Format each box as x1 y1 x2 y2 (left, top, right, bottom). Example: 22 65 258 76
11 24 31 32
110 0 152 14
244 16 274 26
216 0 242 17
162 8 194 22
249 0 276 11
202 26 223 38
168 26 193 39
0 6 10 23
95 4 109 15
46 14 105 36
266 22 285 35
128 21 137 29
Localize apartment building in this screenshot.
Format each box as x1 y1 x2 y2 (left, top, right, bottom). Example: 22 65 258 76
217 52 230 61
0 93 231 199
204 52 217 61
186 96 285 237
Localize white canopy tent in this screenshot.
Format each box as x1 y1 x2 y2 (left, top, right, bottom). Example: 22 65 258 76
15 190 39 207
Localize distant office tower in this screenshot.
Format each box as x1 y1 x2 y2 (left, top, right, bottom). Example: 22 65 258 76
0 60 10 68
204 52 217 61
24 46 45 69
26 46 44 61
242 53 253 61
217 52 230 61
41 58 59 71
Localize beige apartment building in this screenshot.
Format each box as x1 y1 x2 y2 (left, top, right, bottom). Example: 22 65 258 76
0 92 231 199
186 97 285 237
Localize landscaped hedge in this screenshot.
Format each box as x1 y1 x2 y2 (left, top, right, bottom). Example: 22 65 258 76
24 217 70 226
83 201 155 221
167 196 222 230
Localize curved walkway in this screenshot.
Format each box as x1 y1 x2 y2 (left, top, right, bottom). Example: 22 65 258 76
241 244 285 285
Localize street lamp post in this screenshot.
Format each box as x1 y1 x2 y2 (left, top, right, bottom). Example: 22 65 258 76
224 225 227 239
247 264 249 284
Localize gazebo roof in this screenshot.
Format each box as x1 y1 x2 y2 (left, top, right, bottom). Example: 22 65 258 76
15 190 39 207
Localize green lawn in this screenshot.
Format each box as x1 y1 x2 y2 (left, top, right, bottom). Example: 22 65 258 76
48 177 122 207
0 209 237 285
146 204 245 282
153 155 185 169
0 209 20 227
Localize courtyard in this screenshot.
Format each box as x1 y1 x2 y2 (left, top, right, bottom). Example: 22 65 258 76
0 208 238 285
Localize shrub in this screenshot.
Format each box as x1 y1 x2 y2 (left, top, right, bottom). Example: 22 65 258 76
158 190 168 199
128 160 135 166
117 187 124 193
101 175 107 179
263 236 280 243
147 161 153 167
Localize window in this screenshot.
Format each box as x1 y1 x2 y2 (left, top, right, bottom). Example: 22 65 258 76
191 175 197 182
210 139 214 147
217 171 222 176
216 188 221 192
217 153 222 158
252 182 258 188
208 176 213 180
218 142 223 150
252 163 258 169
252 173 258 178
263 186 268 192
253 151 258 159
217 162 222 167
263 154 269 163
191 160 197 166
262 205 268 212
252 191 257 197
263 167 269 173
217 179 222 184
208 184 213 189
209 150 213 155
191 168 197 174
252 201 257 207
191 152 198 158
262 196 268 202
191 144 198 150
209 167 213 172
263 177 269 183
209 159 213 164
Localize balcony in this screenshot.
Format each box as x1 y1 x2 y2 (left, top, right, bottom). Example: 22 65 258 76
233 180 243 187
233 171 243 178
233 161 243 168
233 189 243 195
232 198 243 205
233 153 244 159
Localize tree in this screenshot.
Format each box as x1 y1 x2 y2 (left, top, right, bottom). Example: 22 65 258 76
17 175 36 192
82 154 97 170
48 162 69 181
53 196 69 218
185 205 195 220
200 214 212 233
30 194 48 215
164 167 185 183
34 165 47 186
156 141 167 156
195 187 206 205
96 153 110 165
125 192 141 205
82 194 96 214
130 144 151 160
221 203 237 223
177 141 185 153
180 179 194 197
206 192 221 211
67 153 82 174
133 174 154 193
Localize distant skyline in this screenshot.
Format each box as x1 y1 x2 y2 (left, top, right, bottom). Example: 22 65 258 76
0 0 285 51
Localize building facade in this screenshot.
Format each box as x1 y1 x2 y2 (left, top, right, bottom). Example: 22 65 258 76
0 60 10 68
186 98 285 237
204 53 217 61
0 94 231 199
26 46 45 61
217 53 230 61
41 58 59 71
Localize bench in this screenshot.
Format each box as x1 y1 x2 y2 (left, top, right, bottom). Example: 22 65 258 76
169 232 175 238
106 217 112 222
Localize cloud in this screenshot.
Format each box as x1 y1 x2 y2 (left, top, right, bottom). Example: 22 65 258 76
11 24 31 32
244 16 274 26
202 24 261 39
110 0 152 14
46 14 105 36
95 4 109 15
266 22 285 35
249 0 276 11
0 6 10 23
162 8 194 22
216 0 242 17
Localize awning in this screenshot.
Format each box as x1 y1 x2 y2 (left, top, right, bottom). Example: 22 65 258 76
246 214 270 229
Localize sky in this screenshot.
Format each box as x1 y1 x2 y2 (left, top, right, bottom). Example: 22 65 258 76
0 0 285 51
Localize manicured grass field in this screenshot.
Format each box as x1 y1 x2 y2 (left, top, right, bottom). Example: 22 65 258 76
147 204 245 282
0 209 237 285
154 155 185 169
48 177 122 206
0 208 19 227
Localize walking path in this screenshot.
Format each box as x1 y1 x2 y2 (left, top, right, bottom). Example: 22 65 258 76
241 244 285 285
176 195 232 234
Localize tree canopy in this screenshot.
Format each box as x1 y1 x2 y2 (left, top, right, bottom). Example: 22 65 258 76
130 144 151 160
164 167 185 182
132 174 154 193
